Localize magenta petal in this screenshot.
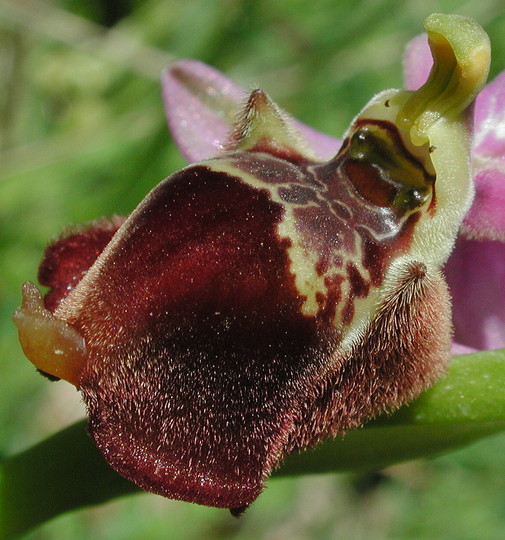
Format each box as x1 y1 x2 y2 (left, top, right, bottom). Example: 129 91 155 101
461 167 505 241
451 342 477 356
473 71 505 156
162 60 247 162
445 237 505 350
162 60 341 163
461 72 505 241
403 34 432 91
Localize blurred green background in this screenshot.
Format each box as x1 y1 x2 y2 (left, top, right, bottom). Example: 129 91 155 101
2 0 505 538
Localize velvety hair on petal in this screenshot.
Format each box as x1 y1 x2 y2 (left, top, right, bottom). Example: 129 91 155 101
39 216 126 312
13 13 496 514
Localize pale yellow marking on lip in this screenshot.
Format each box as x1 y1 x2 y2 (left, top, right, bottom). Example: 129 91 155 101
205 157 386 344
206 158 329 318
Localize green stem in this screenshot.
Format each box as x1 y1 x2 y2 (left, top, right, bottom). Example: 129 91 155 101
278 422 505 477
1 349 505 538
0 422 138 539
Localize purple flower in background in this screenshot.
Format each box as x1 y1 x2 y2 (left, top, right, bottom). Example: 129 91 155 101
164 32 505 356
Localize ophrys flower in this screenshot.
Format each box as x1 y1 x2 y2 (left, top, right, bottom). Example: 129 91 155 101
13 14 490 512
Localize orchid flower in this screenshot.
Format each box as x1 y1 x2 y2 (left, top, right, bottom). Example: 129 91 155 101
11 14 495 514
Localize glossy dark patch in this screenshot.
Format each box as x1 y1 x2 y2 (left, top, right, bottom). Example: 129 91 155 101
347 262 370 298
230 153 308 186
338 119 435 213
226 136 429 330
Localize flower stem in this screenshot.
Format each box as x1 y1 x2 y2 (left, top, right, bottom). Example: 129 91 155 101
0 421 138 539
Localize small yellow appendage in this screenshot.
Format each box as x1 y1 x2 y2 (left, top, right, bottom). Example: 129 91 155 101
12 282 87 387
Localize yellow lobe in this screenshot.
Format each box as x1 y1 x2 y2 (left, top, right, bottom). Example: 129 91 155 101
396 13 490 145
12 282 87 387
